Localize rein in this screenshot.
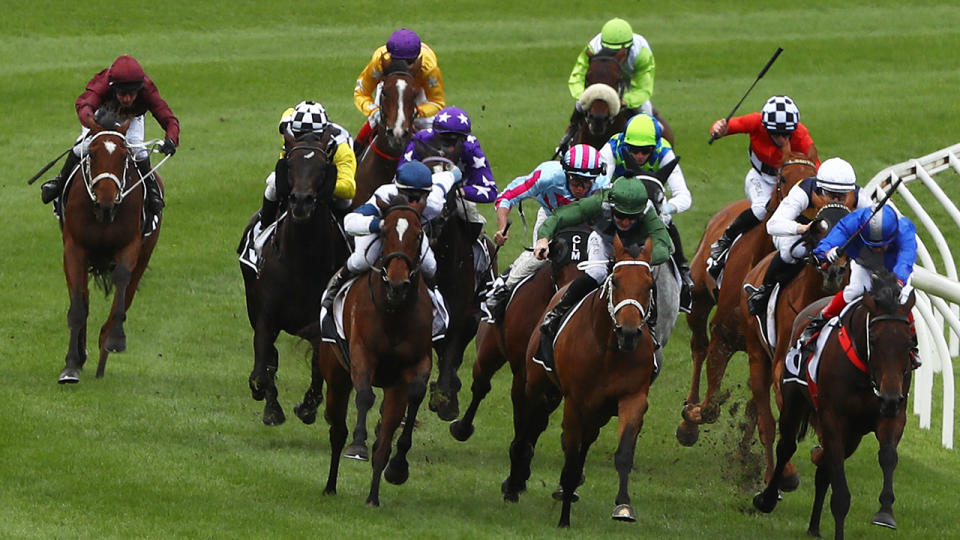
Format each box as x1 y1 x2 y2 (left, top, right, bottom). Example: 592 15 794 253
578 259 653 328
837 305 911 396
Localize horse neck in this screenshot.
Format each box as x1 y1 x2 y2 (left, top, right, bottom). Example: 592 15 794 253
279 205 338 263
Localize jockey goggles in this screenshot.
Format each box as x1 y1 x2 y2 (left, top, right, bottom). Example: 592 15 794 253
626 144 655 156
110 80 144 94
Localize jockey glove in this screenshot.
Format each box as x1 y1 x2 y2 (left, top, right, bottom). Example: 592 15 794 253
160 137 177 155
825 246 840 263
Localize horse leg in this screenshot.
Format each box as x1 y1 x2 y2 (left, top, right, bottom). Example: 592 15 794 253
96 264 132 378
677 296 712 445
385 356 430 485
747 349 799 491
807 458 830 537
502 368 559 502
366 383 407 507
430 334 464 421
753 385 807 513
346 363 375 461
871 416 906 530
250 323 284 426
610 392 649 524
826 429 853 540
558 405 602 528
294 347 325 425
450 325 505 441
683 332 734 424
60 246 89 384
321 349 351 495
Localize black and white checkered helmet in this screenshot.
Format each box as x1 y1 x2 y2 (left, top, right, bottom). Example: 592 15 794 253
761 95 799 134
290 101 328 135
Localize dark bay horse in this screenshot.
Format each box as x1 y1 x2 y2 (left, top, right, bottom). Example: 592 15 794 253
351 60 418 208
502 235 658 528
741 203 851 486
450 226 588 442
754 270 915 539
239 129 348 426
677 152 816 445
310 198 434 506
57 119 163 383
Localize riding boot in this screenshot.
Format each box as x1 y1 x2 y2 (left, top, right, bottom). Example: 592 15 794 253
354 121 372 155
136 159 164 214
908 317 922 369
540 274 598 343
321 266 358 312
484 282 513 322
800 292 847 346
748 254 794 316
709 208 762 264
667 222 693 312
260 196 279 227
41 151 81 204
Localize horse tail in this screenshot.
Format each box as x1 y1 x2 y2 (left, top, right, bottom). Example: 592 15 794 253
91 266 116 297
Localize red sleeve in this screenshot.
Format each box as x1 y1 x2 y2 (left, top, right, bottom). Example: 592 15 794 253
140 77 180 145
75 68 110 123
726 112 761 135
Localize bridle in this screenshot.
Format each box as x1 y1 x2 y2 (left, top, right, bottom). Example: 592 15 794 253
578 259 653 330
81 130 131 204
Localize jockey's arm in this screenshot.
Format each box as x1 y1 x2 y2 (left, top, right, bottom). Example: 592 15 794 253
767 185 809 236
622 47 655 109
459 148 497 203
415 48 445 118
424 168 462 221
567 47 591 100
538 189 603 242
344 200 381 236
892 218 918 283
141 79 180 145
353 52 382 116
599 142 616 182
662 154 691 214
642 207 673 265
332 142 357 200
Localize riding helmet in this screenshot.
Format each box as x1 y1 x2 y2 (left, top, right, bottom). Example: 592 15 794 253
623 114 660 148
761 95 800 135
608 177 649 215
860 205 899 247
108 55 146 93
816 157 857 193
600 18 633 49
395 161 433 191
562 144 605 177
387 28 421 60
433 106 471 135
290 101 328 135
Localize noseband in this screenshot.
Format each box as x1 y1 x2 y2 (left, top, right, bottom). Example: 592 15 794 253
598 259 653 329
82 130 131 204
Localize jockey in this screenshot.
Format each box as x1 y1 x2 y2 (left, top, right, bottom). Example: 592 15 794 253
353 28 445 151
41 55 178 213
484 144 610 321
533 177 672 344
600 113 693 310
561 17 657 150
260 101 356 226
320 160 461 311
801 205 918 351
747 158 873 316
707 95 820 279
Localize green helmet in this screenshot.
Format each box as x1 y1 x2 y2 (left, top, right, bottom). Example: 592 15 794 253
601 18 634 49
608 177 648 215
623 114 658 147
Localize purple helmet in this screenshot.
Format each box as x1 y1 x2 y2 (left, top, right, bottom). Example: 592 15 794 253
433 106 471 135
386 28 421 60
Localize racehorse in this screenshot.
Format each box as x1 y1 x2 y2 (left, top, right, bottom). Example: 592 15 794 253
239 129 348 426
502 234 658 528
307 198 434 506
741 203 851 486
753 270 915 539
56 116 163 383
563 48 675 155
351 59 418 208
450 226 589 442
677 150 816 447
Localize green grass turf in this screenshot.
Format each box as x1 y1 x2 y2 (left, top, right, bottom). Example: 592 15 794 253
2 1 959 538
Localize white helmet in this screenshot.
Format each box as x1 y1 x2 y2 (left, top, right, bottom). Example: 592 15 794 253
816 157 856 193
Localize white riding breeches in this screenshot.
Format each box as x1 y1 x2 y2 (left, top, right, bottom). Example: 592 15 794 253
75 114 146 161
744 168 778 221
347 232 436 279
773 233 808 263
844 259 914 303
504 207 550 288
585 231 612 284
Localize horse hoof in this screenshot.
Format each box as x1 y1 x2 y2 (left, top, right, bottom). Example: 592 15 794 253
552 485 579 502
449 420 474 442
501 477 523 501
871 511 897 529
344 444 368 461
680 404 702 424
752 491 778 513
262 403 286 426
611 504 637 522
293 402 317 425
779 472 800 492
58 368 80 384
675 422 700 446
810 445 824 467
384 460 409 485
436 401 459 422
105 340 125 353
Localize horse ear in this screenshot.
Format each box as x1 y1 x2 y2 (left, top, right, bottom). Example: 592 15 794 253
643 236 654 261
118 119 131 134
862 290 877 312
781 137 793 155
282 129 295 149
901 288 916 311
612 231 626 258
614 48 629 64
655 155 680 183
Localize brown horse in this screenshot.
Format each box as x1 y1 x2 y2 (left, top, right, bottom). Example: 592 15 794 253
351 60 418 208
677 152 816 445
309 198 434 506
502 235 658 528
57 118 163 383
741 203 851 486
449 226 588 442
239 129 348 426
753 270 915 539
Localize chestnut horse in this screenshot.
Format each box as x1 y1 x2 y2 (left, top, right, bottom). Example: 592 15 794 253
239 129 347 426
450 226 588 442
677 152 816 445
308 198 434 506
351 60 418 208
741 203 851 486
57 118 164 383
502 235 658 528
754 270 915 539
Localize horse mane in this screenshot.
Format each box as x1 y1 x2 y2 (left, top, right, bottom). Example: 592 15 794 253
384 58 411 76
868 269 902 314
619 236 646 258
591 47 620 61
93 108 125 131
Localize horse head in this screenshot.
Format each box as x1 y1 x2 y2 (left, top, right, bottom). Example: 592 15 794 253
282 130 335 221
85 117 133 224
804 203 851 293
376 59 418 154
377 196 426 308
582 48 627 136
861 269 915 417
772 143 817 211
608 234 655 352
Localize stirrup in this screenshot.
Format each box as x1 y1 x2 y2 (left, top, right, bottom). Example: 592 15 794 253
41 178 63 204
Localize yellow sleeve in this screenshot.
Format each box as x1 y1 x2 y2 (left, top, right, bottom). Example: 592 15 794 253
414 44 445 118
332 141 357 200
353 47 388 116
568 47 590 100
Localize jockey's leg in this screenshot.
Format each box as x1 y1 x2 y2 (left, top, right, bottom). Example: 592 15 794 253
710 207 761 265
322 235 377 311
261 164 284 226
540 232 608 340
747 253 804 316
667 221 693 311
354 121 373 154
711 171 773 267
134 157 165 214
41 147 81 204
485 250 546 321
